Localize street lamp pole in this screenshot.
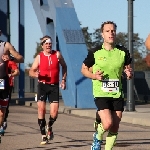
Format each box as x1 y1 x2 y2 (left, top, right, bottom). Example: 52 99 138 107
126 0 135 111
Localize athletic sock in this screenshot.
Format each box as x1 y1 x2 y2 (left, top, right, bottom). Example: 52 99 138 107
48 116 56 127
38 118 46 135
105 131 118 150
96 123 106 140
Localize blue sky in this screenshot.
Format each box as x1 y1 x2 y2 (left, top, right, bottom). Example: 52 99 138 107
10 0 150 66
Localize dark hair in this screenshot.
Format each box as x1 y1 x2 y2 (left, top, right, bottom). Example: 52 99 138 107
100 21 117 33
40 35 52 45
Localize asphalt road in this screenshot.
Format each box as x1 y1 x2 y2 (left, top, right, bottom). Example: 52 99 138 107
0 106 150 150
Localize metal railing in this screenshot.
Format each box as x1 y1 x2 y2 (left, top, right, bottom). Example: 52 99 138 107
13 72 150 103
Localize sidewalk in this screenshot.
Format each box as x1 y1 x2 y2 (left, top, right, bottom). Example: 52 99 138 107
11 93 150 127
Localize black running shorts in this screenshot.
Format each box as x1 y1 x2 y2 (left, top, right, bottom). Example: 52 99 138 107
37 82 59 103
94 97 124 112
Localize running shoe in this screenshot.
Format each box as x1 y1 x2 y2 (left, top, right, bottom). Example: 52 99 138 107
91 132 101 150
40 135 48 145
46 125 54 140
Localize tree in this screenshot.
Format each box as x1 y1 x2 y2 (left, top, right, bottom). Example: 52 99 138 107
115 32 149 71
26 62 32 68
92 28 103 48
134 50 150 71
82 27 92 50
32 28 149 71
33 42 42 58
25 42 42 70
82 27 149 71
115 32 128 47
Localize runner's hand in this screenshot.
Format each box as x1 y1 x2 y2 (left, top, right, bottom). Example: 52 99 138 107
2 54 10 61
94 70 104 80
32 70 38 78
60 80 66 90
124 67 133 79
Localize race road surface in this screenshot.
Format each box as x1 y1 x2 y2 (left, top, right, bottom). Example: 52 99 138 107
1 106 150 150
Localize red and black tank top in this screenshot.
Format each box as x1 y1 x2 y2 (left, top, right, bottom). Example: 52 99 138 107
38 50 60 84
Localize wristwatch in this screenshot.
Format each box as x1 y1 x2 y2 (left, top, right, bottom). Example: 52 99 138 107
62 79 66 82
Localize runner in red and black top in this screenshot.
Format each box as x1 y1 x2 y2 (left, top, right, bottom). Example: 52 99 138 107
29 35 67 145
0 29 24 137
2 60 19 130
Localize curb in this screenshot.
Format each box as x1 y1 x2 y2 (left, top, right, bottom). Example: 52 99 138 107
13 100 150 127
121 112 150 127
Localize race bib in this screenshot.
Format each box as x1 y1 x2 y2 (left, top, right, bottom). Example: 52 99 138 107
101 79 119 92
0 79 5 89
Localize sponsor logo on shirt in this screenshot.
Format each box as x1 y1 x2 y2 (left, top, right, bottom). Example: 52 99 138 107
98 57 106 61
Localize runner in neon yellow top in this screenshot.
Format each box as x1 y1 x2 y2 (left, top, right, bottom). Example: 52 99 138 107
81 21 133 150
92 44 128 98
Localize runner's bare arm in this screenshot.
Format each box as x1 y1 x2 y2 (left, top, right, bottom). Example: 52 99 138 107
5 42 24 63
58 52 67 80
11 69 20 77
9 61 20 76
89 66 93 73
29 55 39 78
81 63 96 79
